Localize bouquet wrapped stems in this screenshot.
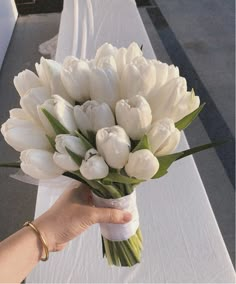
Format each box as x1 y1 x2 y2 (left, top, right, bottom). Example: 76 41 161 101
102 227 143 266
88 180 143 266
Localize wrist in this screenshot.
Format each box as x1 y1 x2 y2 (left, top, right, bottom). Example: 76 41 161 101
33 216 56 252
23 221 49 261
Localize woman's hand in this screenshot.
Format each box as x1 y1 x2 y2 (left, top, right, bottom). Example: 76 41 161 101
33 183 132 252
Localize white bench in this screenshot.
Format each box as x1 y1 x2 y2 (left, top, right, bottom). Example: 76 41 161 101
0 0 17 70
26 1 235 282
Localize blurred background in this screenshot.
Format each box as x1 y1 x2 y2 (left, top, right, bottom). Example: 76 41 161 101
0 0 235 267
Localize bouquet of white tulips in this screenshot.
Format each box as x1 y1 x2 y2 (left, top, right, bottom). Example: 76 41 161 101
1 42 221 266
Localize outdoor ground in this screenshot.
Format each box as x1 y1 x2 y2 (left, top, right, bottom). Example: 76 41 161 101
0 0 235 266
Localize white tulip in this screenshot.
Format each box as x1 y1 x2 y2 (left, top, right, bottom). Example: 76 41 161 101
1 118 51 152
20 149 64 179
120 57 156 99
95 43 118 64
125 149 159 180
80 148 109 180
35 57 74 104
74 100 115 137
96 126 130 169
115 95 152 140
13 69 42 97
53 134 87 171
53 152 78 172
147 77 200 122
38 95 77 136
149 60 179 92
116 42 143 76
90 67 120 110
55 134 87 156
148 118 181 156
20 87 50 123
61 58 90 102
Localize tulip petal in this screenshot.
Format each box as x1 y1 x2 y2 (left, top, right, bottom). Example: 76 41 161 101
20 87 50 123
20 149 64 179
1 118 51 152
13 69 42 97
125 149 159 180
53 152 79 171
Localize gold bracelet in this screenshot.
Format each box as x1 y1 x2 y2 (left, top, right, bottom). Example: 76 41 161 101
23 221 49 261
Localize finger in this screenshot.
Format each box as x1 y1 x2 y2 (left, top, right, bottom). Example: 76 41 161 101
91 207 132 224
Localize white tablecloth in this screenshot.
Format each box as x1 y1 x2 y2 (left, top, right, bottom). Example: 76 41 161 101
0 0 17 70
27 0 235 283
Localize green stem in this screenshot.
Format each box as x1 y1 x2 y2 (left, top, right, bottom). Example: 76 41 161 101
98 182 122 199
0 162 20 168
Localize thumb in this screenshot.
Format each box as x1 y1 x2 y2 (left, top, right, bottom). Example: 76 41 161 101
91 207 132 224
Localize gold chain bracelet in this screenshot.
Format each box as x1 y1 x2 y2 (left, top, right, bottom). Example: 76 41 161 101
23 221 49 261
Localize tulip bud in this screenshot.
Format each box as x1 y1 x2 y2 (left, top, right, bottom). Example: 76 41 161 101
89 67 120 110
120 57 156 99
95 43 118 65
20 149 64 179
1 117 51 152
74 100 115 137
149 60 179 91
61 58 90 103
147 77 200 122
35 57 74 104
125 149 159 180
147 118 181 156
20 87 50 123
115 95 152 140
96 126 130 169
13 69 42 97
38 95 77 136
115 42 143 76
80 148 109 180
53 134 87 171
55 134 87 156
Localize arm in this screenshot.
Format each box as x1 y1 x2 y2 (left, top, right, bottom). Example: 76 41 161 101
0 184 132 283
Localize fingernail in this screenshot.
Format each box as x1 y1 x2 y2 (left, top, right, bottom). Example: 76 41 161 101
123 212 132 222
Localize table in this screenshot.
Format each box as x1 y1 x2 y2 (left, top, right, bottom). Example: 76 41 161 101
26 0 235 282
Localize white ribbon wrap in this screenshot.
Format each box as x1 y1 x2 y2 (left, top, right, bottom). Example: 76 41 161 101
92 191 139 241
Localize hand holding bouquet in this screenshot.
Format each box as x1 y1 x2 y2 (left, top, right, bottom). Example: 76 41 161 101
1 42 220 266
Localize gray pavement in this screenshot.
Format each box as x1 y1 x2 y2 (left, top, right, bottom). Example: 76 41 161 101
0 1 235 267
139 0 235 265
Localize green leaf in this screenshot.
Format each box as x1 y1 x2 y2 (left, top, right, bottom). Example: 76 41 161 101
152 153 182 179
46 135 56 150
41 108 70 135
65 147 83 166
175 100 206 131
102 173 143 185
132 135 150 152
75 131 93 150
101 236 106 258
87 131 96 147
0 162 21 168
152 140 228 179
176 140 228 161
